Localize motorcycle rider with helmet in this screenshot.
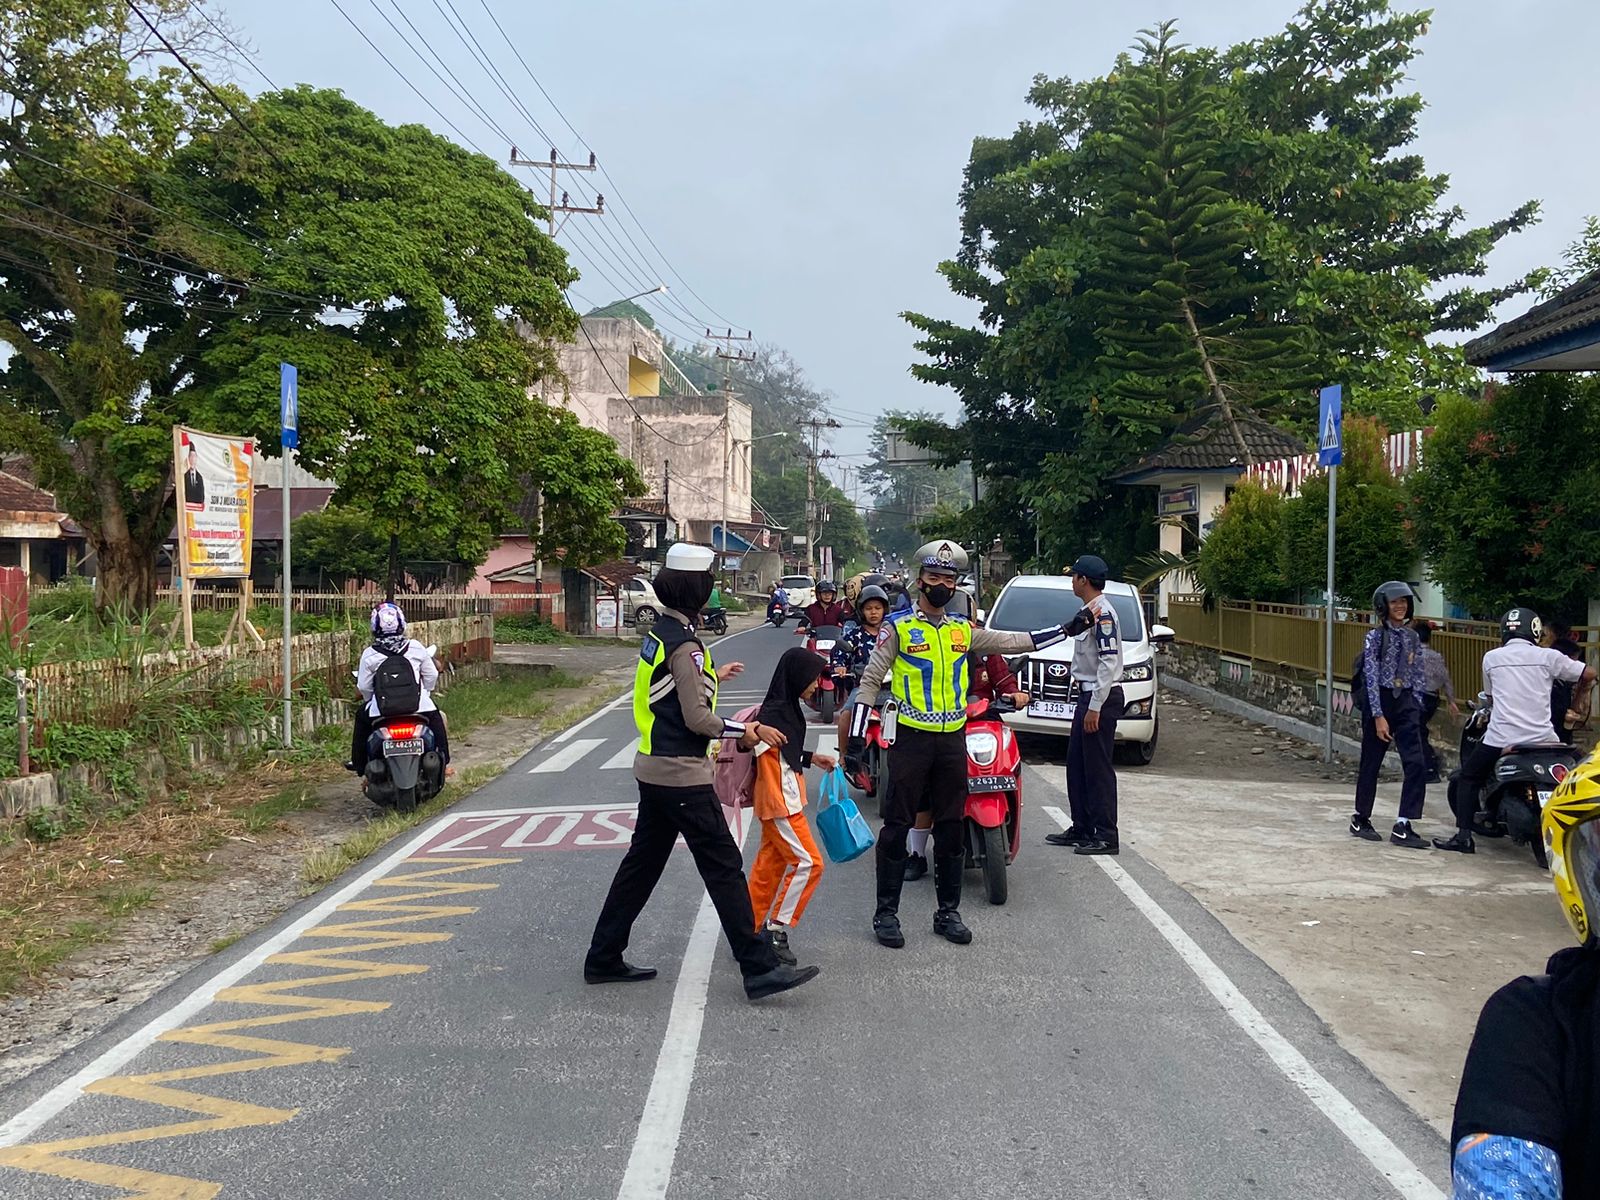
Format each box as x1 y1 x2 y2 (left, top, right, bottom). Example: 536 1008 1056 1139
851 539 1077 947
800 580 850 630
831 583 892 754
1434 607 1595 854
1447 757 1600 1197
1351 581 1433 848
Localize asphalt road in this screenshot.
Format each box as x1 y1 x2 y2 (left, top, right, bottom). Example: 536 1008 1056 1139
0 621 1452 1200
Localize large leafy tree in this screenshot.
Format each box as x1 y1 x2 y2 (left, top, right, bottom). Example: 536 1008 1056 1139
1091 22 1312 458
1410 376 1600 623
0 0 238 610
1195 479 1291 601
903 1 1536 574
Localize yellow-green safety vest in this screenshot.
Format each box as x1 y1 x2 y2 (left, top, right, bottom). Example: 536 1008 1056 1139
635 617 719 758
887 612 972 732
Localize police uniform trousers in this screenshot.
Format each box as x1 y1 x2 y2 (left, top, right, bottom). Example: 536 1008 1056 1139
878 726 967 869
1353 691 1428 822
587 781 778 979
1067 686 1123 843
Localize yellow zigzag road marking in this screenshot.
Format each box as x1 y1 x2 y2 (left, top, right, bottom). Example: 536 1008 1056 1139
0 857 511 1200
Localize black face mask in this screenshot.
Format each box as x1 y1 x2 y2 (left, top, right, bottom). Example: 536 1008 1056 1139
921 581 955 608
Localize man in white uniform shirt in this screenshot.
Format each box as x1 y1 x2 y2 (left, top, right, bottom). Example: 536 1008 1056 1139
1435 607 1594 853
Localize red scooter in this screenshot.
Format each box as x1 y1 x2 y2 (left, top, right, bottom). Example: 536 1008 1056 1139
795 623 843 723
962 695 1023 905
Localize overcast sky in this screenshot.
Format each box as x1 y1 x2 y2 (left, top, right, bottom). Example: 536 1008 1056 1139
226 0 1597 485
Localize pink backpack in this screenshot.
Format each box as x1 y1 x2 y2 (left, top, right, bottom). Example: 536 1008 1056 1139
713 705 762 834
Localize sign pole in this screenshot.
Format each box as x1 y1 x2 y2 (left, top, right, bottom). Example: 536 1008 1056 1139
1324 462 1337 762
280 364 299 748
1318 385 1344 764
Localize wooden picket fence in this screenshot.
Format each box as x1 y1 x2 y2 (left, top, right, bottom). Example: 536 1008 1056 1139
22 614 492 732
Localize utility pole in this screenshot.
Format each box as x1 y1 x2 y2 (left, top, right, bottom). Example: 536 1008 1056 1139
708 328 755 592
801 416 841 577
508 147 604 611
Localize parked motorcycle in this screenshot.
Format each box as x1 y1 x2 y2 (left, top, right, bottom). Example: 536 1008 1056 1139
703 606 728 635
963 695 1023 904
1456 694 1578 867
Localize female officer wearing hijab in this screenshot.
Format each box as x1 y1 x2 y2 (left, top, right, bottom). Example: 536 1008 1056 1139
585 543 821 1002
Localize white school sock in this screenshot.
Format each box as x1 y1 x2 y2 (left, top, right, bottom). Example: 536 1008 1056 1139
907 828 931 857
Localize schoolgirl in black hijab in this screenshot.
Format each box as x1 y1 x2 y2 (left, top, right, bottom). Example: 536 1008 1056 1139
757 648 829 773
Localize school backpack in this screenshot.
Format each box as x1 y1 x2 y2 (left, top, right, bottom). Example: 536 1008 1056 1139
373 648 423 717
712 705 763 819
1349 627 1389 716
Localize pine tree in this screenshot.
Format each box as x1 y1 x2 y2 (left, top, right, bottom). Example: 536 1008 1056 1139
1090 22 1312 466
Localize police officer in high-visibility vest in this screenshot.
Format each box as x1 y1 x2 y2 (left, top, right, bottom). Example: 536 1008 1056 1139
586 543 820 1002
852 540 1074 947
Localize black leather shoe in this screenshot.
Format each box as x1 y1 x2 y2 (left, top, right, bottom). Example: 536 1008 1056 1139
1045 826 1091 847
744 962 820 1001
903 852 928 881
1074 839 1120 856
583 960 658 985
1432 832 1475 853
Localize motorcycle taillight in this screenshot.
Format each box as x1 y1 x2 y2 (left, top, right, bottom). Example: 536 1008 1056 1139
1552 762 1572 785
385 722 421 739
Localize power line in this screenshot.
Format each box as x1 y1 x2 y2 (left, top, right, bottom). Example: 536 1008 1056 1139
472 0 742 329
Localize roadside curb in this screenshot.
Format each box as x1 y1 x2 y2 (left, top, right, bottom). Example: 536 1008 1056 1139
1161 674 1404 779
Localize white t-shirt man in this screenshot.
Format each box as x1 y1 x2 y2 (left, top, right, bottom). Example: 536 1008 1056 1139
357 640 439 718
1482 641 1586 747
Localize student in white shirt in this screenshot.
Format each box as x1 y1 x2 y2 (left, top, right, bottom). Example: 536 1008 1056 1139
349 602 451 773
1436 607 1594 853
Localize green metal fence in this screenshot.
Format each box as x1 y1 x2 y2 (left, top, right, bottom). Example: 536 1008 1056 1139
1165 596 1596 701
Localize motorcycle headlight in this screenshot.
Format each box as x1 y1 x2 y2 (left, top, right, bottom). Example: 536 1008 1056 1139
965 731 999 767
1122 662 1153 683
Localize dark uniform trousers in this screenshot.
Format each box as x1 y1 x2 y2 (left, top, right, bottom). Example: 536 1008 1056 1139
1354 690 1428 821
1067 686 1123 843
1419 694 1442 779
878 726 967 868
1449 741 1505 834
587 781 778 979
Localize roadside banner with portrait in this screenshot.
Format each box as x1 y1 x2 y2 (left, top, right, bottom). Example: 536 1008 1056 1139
174 427 255 579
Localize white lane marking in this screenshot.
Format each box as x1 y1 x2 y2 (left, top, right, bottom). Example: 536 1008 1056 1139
0 812 455 1147
601 739 641 770
527 737 605 774
616 817 752 1200
552 689 631 744
1039 805 1446 1200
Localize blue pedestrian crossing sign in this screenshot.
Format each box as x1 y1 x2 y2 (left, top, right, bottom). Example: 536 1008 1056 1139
1317 384 1342 467
280 363 299 451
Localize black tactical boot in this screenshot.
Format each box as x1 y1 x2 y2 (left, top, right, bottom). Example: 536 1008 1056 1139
932 852 972 945
873 845 907 949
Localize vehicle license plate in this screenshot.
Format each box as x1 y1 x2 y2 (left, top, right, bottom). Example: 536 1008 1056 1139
1028 700 1075 720
1538 790 1554 806
969 774 1017 792
386 737 424 754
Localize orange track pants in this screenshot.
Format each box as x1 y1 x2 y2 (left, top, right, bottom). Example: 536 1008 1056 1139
748 812 824 928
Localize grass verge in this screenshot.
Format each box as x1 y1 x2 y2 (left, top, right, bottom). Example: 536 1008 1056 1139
0 664 592 999
299 763 505 892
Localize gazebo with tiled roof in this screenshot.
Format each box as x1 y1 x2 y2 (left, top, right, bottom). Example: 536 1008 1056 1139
1113 407 1308 615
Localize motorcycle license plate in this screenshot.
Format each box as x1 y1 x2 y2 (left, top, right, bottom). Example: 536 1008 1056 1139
385 737 424 754
815 641 835 652
1538 790 1554 806
1028 700 1075 721
969 774 1017 792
